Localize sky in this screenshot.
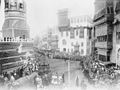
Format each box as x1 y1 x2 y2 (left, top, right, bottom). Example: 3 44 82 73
0 0 95 38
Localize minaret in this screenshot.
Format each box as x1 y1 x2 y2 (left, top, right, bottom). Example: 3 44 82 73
2 0 30 39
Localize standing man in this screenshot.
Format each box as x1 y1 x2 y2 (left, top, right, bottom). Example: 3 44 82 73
117 48 120 66
34 75 43 90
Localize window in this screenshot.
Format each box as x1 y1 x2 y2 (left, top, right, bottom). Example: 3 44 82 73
71 42 74 46
63 48 66 52
94 28 96 37
107 7 114 14
115 1 120 14
81 49 84 54
7 37 9 41
117 32 120 40
79 27 84 38
99 54 106 62
62 39 67 45
61 32 63 37
81 42 84 47
107 7 110 14
71 19 73 23
107 56 110 61
68 49 69 52
77 19 79 23
5 2 9 8
66 31 68 36
70 30 75 39
19 3 23 9
23 35 25 39
71 49 73 52
110 7 114 13
97 35 107 42
108 34 112 42
88 29 92 39
76 30 78 36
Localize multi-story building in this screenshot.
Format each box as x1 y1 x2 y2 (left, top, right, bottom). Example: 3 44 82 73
0 0 33 74
111 0 120 65
2 0 30 39
47 28 59 50
58 9 92 56
93 0 114 62
40 27 59 50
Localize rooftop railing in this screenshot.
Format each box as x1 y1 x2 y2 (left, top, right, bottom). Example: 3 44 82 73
0 37 33 43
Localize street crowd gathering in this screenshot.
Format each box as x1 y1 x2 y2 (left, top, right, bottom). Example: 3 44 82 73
0 49 65 90
52 51 120 88
1 49 120 90
0 61 37 90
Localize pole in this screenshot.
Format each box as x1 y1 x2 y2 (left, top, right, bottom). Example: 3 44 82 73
68 60 70 85
116 25 118 68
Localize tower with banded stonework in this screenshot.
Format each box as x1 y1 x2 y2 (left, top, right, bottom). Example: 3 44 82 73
2 0 30 39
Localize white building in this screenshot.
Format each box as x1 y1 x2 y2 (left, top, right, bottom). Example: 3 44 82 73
58 11 92 56
0 31 2 39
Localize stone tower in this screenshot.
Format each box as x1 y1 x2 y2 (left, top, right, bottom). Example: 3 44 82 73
2 0 30 39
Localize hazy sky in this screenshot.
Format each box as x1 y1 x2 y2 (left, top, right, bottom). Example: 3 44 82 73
0 0 95 38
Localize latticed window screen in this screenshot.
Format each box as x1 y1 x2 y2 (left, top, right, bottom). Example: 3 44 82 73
79 27 84 38
70 29 75 39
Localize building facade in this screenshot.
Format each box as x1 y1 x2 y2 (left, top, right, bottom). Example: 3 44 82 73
47 28 59 50
40 27 59 50
2 0 30 40
0 0 33 74
93 0 120 63
111 0 120 65
58 9 92 56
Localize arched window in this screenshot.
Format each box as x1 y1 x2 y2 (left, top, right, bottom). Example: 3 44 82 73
19 3 23 9
5 2 9 9
62 39 67 45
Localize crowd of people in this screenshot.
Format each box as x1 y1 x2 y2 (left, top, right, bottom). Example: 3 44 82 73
48 50 120 87
0 57 39 89
2 48 120 89
79 58 120 87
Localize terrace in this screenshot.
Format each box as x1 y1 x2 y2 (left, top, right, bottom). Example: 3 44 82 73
0 37 33 43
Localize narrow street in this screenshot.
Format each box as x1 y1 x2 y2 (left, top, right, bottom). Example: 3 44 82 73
48 59 85 87
8 58 85 90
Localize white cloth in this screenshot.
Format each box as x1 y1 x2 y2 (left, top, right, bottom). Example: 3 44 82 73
10 76 15 82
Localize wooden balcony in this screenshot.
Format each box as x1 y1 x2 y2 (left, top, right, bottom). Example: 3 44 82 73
115 1 120 14
107 41 113 50
93 8 106 22
93 7 114 23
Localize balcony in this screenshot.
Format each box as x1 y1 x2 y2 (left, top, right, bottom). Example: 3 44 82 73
95 42 107 49
107 42 113 50
0 37 33 43
94 7 114 23
115 1 120 14
93 8 106 22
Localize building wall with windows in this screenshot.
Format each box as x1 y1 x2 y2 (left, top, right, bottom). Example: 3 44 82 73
111 0 120 65
2 0 30 39
58 12 92 56
93 0 116 62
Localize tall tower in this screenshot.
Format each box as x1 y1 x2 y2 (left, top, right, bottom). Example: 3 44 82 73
58 9 69 28
2 0 30 39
